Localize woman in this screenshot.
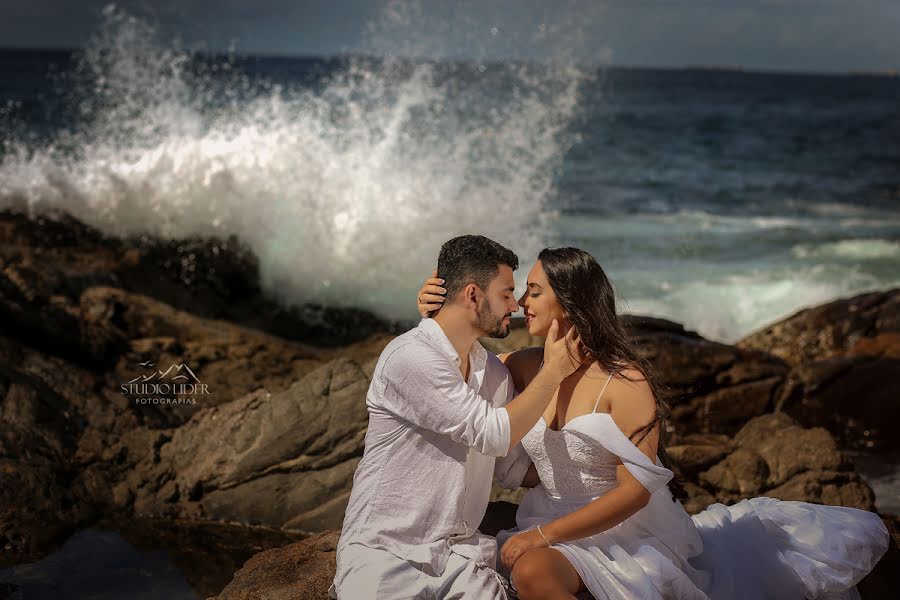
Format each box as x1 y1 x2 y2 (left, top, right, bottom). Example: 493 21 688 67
416 247 889 600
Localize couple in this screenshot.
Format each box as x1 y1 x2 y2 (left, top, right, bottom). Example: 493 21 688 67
330 235 889 599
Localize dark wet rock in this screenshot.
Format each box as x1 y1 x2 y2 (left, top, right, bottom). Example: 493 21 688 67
737 288 900 366
0 209 395 358
0 341 99 567
627 322 790 436
775 354 900 453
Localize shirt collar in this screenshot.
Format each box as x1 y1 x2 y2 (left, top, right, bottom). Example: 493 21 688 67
417 318 488 372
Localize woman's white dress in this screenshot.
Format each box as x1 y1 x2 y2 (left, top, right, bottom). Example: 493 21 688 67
496 396 890 599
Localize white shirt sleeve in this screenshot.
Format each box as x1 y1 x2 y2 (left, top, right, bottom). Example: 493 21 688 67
493 380 531 488
376 344 512 457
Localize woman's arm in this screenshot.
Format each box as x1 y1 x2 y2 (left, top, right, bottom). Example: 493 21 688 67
501 372 659 567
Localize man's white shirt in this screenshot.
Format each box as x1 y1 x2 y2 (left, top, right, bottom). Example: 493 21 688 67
335 317 530 576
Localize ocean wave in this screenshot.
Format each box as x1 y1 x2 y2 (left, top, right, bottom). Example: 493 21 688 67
621 268 899 343
0 5 592 319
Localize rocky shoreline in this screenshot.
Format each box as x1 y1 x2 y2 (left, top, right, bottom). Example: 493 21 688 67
0 209 897 598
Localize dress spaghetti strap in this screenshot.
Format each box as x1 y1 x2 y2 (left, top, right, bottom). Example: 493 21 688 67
592 372 614 413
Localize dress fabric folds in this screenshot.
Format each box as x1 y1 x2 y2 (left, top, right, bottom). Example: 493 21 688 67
496 412 889 600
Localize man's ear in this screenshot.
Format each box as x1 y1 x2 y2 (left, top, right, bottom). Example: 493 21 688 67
463 283 480 309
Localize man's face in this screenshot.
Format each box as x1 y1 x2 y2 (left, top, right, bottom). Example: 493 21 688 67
475 265 519 339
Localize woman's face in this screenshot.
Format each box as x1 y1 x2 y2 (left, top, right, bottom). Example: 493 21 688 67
518 260 570 337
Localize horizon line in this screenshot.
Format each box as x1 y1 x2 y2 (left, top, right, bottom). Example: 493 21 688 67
0 45 897 79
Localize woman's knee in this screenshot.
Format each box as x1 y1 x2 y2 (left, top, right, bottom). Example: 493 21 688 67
510 550 553 598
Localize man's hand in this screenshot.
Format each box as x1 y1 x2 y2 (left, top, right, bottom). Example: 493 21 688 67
417 269 446 317
543 320 588 381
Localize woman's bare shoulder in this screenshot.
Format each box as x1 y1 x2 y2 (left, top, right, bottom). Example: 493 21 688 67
608 367 656 425
499 346 543 390
499 346 542 365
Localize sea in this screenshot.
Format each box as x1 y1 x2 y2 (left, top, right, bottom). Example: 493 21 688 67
0 8 898 599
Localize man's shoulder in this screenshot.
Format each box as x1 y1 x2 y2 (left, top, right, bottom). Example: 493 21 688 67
483 350 515 394
484 350 511 377
377 327 442 375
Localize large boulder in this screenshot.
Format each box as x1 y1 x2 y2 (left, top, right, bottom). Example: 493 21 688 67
737 289 900 453
775 354 899 452
87 356 377 533
737 289 900 366
671 413 875 513
624 317 790 436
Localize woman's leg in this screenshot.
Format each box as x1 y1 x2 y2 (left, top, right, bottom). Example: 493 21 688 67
510 547 586 600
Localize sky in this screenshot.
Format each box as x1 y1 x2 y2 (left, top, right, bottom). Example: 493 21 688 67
0 0 898 73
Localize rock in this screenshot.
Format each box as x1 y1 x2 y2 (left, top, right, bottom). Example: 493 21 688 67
83 286 327 426
737 288 900 366
627 320 790 436
0 342 100 567
103 357 375 532
734 413 845 486
679 482 718 516
210 530 339 600
666 441 732 476
0 210 395 365
776 355 900 453
690 414 875 511
699 448 770 496
764 470 876 509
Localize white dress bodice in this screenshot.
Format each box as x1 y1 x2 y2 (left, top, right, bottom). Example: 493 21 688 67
521 414 621 501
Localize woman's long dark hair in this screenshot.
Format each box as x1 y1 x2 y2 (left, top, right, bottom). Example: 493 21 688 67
538 247 686 501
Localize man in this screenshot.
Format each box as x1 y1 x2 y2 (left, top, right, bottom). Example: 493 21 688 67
331 235 584 599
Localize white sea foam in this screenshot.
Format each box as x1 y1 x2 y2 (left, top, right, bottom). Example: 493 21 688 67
622 268 898 343
793 239 900 260
0 4 594 319
1 5 897 343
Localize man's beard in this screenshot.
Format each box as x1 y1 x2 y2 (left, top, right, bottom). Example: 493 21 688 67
476 300 511 339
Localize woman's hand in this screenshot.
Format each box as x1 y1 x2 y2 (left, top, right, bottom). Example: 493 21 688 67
500 528 549 570
417 269 447 317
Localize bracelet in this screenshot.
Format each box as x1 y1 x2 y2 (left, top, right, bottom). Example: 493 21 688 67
536 524 552 547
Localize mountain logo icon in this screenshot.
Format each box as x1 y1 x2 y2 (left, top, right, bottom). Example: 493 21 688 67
128 363 202 384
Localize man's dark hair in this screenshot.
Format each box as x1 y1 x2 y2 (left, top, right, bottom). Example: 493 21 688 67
437 235 519 302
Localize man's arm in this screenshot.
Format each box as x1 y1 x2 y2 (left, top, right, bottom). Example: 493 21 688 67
378 320 583 456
